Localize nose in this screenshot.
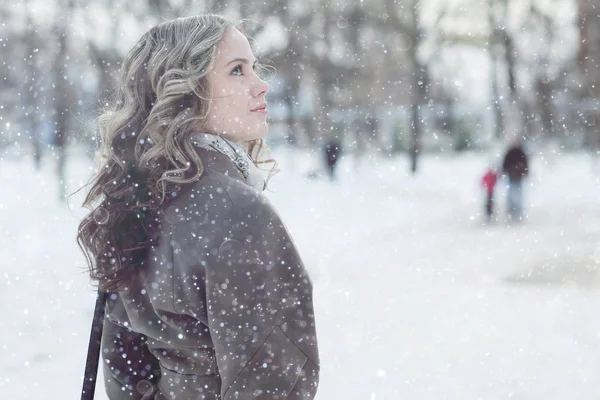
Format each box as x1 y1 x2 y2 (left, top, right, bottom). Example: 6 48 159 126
251 76 269 98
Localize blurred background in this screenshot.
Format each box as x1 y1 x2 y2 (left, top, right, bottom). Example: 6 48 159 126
1 0 600 399
3 0 600 174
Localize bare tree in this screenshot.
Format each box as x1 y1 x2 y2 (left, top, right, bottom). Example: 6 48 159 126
487 0 521 140
52 4 72 200
530 3 557 140
19 0 45 169
384 0 432 173
577 0 600 151
488 0 505 140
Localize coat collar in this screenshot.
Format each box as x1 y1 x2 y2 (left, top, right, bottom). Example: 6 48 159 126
190 133 266 191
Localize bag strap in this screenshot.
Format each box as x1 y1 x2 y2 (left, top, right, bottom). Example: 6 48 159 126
80 290 108 400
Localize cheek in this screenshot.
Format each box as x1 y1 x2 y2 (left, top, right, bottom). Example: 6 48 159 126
208 99 246 127
212 98 241 117
215 83 249 97
224 92 250 114
208 83 251 124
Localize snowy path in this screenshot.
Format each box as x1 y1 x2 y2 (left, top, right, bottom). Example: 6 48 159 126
1 148 599 399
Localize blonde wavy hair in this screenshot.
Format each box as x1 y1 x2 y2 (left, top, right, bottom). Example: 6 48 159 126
77 14 275 291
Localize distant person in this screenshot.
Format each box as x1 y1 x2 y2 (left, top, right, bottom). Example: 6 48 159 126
324 136 342 180
481 166 498 222
502 137 529 221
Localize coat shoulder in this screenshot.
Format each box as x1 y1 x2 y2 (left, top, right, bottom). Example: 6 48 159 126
167 167 270 229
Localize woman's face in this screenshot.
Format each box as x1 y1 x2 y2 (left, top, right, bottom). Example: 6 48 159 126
204 27 270 143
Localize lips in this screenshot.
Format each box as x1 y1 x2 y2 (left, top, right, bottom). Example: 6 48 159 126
250 103 267 112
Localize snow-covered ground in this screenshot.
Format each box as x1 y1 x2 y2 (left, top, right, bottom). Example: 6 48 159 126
1 146 600 399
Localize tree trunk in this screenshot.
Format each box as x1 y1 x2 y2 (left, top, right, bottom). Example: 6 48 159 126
23 7 42 170
577 0 600 153
53 27 68 200
503 30 518 99
488 0 505 140
409 102 420 174
537 76 554 139
409 62 427 174
490 55 505 140
283 74 301 146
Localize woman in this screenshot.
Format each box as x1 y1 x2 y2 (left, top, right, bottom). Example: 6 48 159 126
77 15 319 399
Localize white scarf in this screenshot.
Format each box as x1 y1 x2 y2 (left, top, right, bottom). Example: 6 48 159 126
190 133 266 191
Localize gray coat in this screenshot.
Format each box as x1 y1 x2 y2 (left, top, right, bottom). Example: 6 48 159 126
102 147 320 399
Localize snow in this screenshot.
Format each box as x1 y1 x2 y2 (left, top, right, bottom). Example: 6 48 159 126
1 147 600 399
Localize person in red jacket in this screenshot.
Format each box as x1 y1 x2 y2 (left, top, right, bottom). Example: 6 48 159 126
481 166 498 222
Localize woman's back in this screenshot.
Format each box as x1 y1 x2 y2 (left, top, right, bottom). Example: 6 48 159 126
102 146 319 399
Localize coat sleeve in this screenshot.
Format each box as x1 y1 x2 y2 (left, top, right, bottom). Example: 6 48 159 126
205 194 320 400
102 305 160 399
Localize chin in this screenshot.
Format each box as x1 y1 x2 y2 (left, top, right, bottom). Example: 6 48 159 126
225 122 268 143
245 125 269 142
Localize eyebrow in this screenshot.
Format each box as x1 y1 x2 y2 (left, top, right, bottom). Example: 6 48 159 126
225 57 257 66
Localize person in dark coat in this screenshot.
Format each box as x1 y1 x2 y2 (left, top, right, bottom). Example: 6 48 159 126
323 136 342 181
77 15 319 399
502 137 529 220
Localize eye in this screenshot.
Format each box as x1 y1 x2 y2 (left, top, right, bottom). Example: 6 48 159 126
231 64 243 76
